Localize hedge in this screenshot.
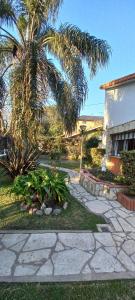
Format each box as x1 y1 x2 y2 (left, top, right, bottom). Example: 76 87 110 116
90 148 105 167
121 150 135 195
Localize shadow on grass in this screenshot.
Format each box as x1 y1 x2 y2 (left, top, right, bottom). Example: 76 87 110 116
0 189 106 231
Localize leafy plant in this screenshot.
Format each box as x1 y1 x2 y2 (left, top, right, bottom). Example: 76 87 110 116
90 148 105 167
12 168 70 207
121 151 135 196
0 143 39 178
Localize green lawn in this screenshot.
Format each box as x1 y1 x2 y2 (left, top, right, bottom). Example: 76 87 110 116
39 156 80 171
0 280 135 300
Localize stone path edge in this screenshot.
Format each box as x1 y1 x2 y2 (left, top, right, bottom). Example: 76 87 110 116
0 230 93 234
1 271 135 283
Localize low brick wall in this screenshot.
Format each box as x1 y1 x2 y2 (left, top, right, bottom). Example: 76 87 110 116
80 169 127 200
117 192 135 211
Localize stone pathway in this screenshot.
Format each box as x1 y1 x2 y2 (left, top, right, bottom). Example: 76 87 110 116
1 164 135 282
1 231 135 281
42 164 135 233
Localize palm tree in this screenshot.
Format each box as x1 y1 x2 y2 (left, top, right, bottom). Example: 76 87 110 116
0 0 111 146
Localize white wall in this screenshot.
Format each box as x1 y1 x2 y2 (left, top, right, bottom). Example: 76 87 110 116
104 82 135 129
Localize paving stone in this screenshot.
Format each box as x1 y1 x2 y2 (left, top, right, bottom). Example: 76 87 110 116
14 265 38 276
127 217 135 228
117 250 135 271
96 241 101 249
109 201 121 208
122 240 135 255
110 218 123 231
52 249 92 275
2 234 29 248
105 211 117 218
55 242 65 252
112 233 126 243
58 233 95 251
118 218 134 232
23 233 57 251
0 249 16 276
90 248 125 273
129 233 135 240
113 209 129 218
104 247 118 257
85 200 111 214
10 240 26 253
94 233 115 247
37 259 53 276
82 264 91 274
18 249 51 264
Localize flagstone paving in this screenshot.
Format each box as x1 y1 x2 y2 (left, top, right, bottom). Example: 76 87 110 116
1 164 135 281
42 164 135 233
0 231 135 281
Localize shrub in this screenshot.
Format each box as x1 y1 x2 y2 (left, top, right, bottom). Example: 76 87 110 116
12 168 70 207
66 141 80 160
90 148 105 167
121 150 135 195
0 143 39 179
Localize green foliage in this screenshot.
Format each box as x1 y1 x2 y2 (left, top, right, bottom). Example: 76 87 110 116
12 168 70 205
90 167 126 184
84 135 100 164
121 150 135 196
67 141 80 160
0 143 39 179
90 148 105 167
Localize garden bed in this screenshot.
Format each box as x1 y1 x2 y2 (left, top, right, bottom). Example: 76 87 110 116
117 192 135 211
80 169 127 200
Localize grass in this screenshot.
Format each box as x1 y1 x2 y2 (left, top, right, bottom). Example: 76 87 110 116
0 280 135 300
0 183 105 230
40 156 80 171
0 167 105 230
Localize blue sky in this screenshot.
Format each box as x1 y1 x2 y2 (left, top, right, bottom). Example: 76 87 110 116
55 0 135 116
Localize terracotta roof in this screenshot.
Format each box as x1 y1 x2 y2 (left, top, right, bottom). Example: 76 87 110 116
100 73 135 90
78 115 103 121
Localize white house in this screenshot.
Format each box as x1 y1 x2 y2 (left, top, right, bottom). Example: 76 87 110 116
100 73 135 174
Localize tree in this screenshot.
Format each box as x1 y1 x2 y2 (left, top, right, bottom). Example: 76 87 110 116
0 0 111 147
43 105 64 137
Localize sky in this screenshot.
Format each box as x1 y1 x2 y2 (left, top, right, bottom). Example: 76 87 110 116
55 0 135 116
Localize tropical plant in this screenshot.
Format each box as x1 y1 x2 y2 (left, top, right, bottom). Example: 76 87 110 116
12 168 70 206
0 142 39 178
0 0 111 146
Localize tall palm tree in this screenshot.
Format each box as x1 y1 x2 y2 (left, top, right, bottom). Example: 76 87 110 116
0 0 111 146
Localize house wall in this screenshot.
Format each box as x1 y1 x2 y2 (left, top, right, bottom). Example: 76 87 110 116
75 119 103 134
104 82 135 130
106 156 122 175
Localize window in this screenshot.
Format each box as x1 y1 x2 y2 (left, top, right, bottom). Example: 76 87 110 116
111 130 135 156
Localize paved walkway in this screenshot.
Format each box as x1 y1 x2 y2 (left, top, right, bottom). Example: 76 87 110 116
0 164 135 282
1 231 135 281
42 164 135 233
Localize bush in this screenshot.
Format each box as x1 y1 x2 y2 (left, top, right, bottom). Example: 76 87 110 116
0 143 39 179
66 141 80 160
90 148 105 167
121 150 135 195
12 168 70 207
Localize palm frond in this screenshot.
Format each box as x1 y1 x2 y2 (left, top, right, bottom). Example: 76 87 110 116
42 27 87 106
0 0 16 26
59 24 111 76
39 58 80 133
